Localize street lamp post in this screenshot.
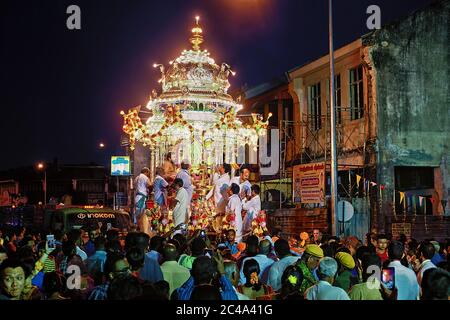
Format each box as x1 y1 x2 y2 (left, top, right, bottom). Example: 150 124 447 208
328 0 339 236
37 163 47 206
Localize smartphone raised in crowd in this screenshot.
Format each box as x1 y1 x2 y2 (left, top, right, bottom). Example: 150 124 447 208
381 267 395 290
46 234 55 249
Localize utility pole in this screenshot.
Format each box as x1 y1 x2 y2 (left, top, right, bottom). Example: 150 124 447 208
329 0 339 236
44 170 47 206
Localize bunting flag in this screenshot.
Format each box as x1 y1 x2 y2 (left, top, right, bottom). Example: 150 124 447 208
356 175 361 188
371 182 377 187
442 200 448 211
419 196 424 207
399 191 405 204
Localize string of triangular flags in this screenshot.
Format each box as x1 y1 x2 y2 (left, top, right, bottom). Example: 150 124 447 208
351 172 447 215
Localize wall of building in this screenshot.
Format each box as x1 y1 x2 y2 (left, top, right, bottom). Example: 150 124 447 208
365 0 450 219
289 40 375 167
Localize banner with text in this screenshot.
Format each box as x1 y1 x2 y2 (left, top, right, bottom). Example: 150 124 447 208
293 162 325 204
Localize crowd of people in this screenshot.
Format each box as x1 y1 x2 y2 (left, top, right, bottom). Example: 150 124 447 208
0 223 449 300
0 159 449 301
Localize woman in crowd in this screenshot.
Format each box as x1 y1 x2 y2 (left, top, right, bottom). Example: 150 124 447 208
237 258 274 300
279 265 304 300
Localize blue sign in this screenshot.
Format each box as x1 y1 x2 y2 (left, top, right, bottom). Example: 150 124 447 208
111 156 131 176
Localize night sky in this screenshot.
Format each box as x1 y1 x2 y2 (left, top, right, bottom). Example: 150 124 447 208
1 0 435 170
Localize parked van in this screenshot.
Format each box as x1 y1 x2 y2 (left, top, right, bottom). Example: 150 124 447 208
43 206 131 233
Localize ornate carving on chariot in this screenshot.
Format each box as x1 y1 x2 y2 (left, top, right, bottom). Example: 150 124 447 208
121 16 265 163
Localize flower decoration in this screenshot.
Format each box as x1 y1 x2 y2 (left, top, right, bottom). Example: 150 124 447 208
251 210 268 237
299 232 309 247
146 203 162 227
187 197 216 236
157 217 174 234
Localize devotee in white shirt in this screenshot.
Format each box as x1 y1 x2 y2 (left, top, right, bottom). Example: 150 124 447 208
210 165 220 185
206 163 231 205
171 178 189 228
304 257 350 300
134 167 151 232
416 242 437 289
387 241 420 300
175 159 194 204
230 167 252 199
242 184 261 234
227 183 243 242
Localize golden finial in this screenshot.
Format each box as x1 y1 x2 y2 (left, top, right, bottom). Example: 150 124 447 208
190 16 203 51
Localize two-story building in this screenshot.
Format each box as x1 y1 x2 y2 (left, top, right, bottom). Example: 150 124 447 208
245 0 450 239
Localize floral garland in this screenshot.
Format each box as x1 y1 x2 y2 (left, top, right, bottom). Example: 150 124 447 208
145 203 161 226
251 210 268 237
158 214 175 234
144 203 176 235
221 212 237 233
187 199 216 235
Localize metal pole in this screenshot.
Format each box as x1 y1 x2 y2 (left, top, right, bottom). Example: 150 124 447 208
116 176 119 210
329 0 339 236
44 170 47 206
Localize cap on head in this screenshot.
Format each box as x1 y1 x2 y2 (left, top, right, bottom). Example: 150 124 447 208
305 244 324 258
318 257 338 278
335 252 355 269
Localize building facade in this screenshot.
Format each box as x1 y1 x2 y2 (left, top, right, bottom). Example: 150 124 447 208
246 0 450 239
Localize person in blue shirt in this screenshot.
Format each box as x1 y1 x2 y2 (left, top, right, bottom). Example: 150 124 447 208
153 166 169 208
83 230 98 258
125 232 163 284
172 255 238 300
430 241 445 266
147 235 165 264
218 229 238 255
86 237 108 283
